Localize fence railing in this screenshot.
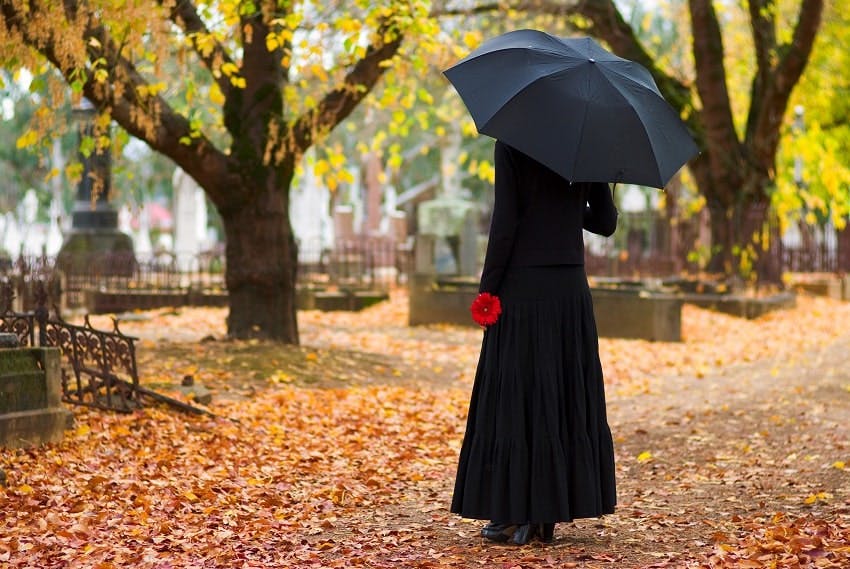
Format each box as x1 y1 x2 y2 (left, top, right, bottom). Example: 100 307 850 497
0 281 212 415
1 210 847 308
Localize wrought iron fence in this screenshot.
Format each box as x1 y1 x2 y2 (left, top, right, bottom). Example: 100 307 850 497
0 281 141 412
297 237 413 290
585 208 850 280
0 281 211 415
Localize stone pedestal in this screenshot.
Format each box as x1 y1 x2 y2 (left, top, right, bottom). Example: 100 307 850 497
0 347 72 448
57 98 136 281
590 288 683 342
408 273 479 327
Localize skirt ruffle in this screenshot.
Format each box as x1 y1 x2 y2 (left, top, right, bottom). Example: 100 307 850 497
451 265 616 523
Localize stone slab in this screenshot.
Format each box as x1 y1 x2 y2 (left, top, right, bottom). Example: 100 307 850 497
681 291 796 319
408 273 478 327
590 288 683 342
0 407 71 448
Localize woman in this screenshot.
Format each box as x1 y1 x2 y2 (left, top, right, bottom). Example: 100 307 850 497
451 140 618 545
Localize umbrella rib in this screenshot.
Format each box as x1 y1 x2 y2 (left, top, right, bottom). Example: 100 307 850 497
598 71 666 185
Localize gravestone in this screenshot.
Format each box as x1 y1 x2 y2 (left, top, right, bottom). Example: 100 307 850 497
0 335 71 448
292 156 334 262
2 212 21 258
45 197 64 257
416 198 478 276
173 168 204 271
57 98 135 276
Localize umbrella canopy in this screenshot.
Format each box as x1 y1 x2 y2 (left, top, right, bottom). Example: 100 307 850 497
443 29 699 188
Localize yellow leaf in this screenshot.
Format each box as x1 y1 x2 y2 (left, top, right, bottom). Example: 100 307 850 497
17 484 34 494
637 451 653 463
266 33 280 52
833 461 846 470
313 160 330 177
75 424 91 437
15 130 38 149
209 83 225 106
221 62 239 77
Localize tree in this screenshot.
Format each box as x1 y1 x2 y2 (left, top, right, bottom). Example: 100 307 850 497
589 0 823 278
0 0 435 342
773 0 850 235
463 0 823 279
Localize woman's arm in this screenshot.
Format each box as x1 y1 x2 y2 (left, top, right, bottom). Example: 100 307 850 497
583 182 618 237
479 142 520 293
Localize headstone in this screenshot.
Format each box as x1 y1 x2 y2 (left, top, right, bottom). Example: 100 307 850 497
45 198 64 257
2 212 21 258
292 154 334 262
416 197 477 276
56 98 135 277
0 346 72 448
362 152 383 235
20 189 38 226
134 206 153 259
388 211 407 242
194 186 209 249
334 205 355 242
172 168 203 271
118 204 133 235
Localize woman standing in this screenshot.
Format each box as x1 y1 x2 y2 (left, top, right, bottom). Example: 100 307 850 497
451 140 618 545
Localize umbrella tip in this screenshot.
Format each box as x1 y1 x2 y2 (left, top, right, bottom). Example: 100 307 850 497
589 58 596 63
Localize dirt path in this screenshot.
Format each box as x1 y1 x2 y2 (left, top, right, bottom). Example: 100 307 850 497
71 301 850 567
303 329 850 568
598 333 850 567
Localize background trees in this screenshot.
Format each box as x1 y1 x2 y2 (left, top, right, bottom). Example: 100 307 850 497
1 0 439 342
1 0 845 341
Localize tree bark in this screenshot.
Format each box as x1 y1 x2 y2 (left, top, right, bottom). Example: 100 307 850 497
221 171 299 342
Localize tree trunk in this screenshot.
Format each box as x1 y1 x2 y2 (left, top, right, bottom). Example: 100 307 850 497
221 176 299 343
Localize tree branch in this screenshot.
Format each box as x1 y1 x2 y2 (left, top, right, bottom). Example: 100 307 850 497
287 23 403 157
750 0 823 164
688 0 740 179
0 0 235 208
158 0 236 100
231 0 286 139
745 0 776 143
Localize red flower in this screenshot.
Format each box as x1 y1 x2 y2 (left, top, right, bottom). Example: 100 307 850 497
470 292 502 327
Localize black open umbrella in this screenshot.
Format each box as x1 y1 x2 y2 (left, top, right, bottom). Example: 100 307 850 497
443 29 699 189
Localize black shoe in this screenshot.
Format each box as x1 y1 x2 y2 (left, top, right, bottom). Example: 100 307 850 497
481 522 517 543
511 523 536 545
539 523 555 543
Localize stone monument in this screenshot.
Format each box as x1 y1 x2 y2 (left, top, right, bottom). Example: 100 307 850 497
56 98 135 275
409 128 481 326
172 167 207 271
291 153 334 262
0 334 71 448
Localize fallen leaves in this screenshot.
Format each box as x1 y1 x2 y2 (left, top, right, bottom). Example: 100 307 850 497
3 290 850 567
695 513 850 568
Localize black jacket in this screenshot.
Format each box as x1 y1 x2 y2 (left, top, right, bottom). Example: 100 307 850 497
479 141 619 294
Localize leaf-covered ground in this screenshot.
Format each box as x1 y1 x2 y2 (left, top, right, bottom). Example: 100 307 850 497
2 291 850 568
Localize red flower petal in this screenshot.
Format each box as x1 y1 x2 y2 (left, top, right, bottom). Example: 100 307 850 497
470 292 502 327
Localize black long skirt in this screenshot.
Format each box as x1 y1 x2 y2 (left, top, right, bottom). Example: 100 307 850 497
451 265 616 524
